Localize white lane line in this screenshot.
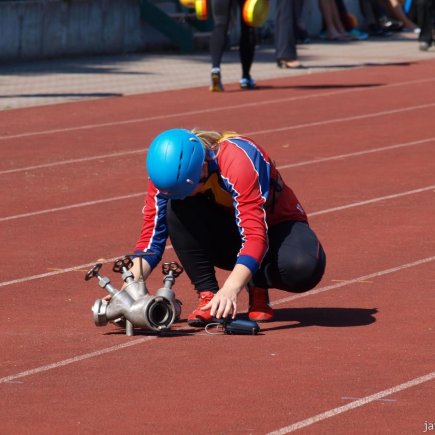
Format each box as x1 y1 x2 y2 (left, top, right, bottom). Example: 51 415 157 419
0 192 146 222
1 186 434 288
247 102 435 137
341 396 397 403
277 137 435 170
0 258 119 288
0 256 433 385
2 138 434 222
1 76 435 142
2 134 433 176
0 336 156 385
0 243 173 288
309 185 435 217
0 92 343 141
271 255 435 306
266 371 435 434
0 148 148 175
2 181 434 224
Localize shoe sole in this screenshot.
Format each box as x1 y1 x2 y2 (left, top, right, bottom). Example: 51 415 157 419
249 317 274 323
248 313 274 322
187 318 212 326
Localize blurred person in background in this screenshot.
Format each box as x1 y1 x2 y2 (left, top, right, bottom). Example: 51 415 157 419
275 0 305 68
359 0 394 35
415 0 435 50
318 0 353 40
378 0 419 31
209 0 257 91
334 0 369 40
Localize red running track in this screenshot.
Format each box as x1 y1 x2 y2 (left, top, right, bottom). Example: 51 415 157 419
0 59 434 434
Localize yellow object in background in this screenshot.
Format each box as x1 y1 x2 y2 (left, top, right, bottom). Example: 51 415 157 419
195 0 208 20
180 0 195 8
242 0 269 28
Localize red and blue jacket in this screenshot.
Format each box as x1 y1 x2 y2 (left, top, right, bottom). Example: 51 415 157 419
135 135 308 275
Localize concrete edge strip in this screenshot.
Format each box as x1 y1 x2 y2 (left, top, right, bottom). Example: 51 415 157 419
1 184 434 288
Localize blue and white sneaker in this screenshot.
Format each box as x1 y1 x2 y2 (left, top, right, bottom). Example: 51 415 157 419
240 77 256 90
349 28 369 40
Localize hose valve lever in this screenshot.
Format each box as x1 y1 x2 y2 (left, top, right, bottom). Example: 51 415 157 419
85 263 103 281
84 262 118 296
112 256 134 283
162 261 183 279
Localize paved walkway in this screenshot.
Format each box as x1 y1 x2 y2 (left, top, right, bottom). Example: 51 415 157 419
1 31 434 110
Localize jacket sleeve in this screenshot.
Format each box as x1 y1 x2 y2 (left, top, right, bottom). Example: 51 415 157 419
134 178 168 270
218 139 269 274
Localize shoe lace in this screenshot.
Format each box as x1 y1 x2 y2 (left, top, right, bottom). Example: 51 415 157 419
198 292 214 307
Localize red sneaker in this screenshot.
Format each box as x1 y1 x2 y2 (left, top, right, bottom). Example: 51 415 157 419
187 291 215 326
248 287 274 322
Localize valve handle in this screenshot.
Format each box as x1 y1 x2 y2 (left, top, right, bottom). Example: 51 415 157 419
112 256 134 273
162 261 183 278
85 263 103 281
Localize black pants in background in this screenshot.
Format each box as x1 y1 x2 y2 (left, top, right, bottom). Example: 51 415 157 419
416 0 435 44
167 194 326 294
210 0 256 78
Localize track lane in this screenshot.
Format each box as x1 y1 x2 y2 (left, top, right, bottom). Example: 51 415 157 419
1 141 434 281
0 260 433 434
2 120 435 217
1 191 434 373
2 70 435 170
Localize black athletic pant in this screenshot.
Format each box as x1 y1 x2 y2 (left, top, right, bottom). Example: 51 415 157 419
167 194 326 294
416 0 435 44
210 0 256 79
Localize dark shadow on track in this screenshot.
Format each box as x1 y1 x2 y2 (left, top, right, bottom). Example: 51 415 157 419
281 83 383 90
103 320 202 337
303 61 413 69
102 308 377 336
260 307 378 331
104 329 198 337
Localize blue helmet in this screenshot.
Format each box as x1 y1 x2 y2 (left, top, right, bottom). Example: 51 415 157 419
146 129 205 199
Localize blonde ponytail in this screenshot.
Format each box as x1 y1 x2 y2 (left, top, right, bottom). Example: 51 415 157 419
191 127 239 152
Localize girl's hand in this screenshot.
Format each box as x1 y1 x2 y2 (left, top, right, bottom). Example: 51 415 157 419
201 286 239 319
201 264 252 319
